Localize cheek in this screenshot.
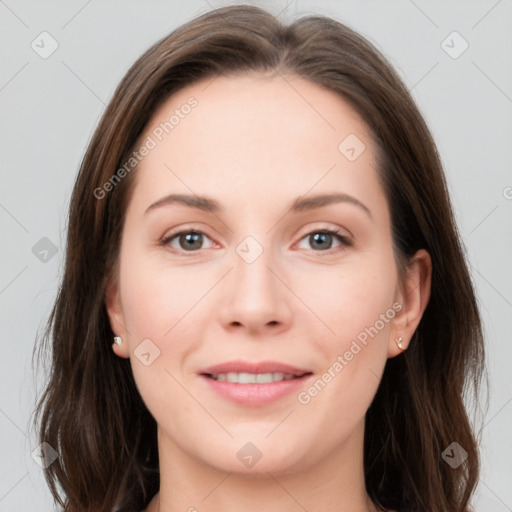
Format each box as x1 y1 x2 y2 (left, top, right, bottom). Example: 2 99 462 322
118 249 204 419
119 245 206 340
293 264 394 426
292 254 396 408
118 245 217 405
297 256 397 346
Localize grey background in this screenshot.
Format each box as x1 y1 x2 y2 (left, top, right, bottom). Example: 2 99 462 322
1 1 511 510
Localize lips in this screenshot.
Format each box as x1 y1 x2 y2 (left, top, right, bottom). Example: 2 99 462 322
198 360 314 406
199 360 312 378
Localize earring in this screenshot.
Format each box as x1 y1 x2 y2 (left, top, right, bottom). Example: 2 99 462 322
113 336 122 346
395 336 404 351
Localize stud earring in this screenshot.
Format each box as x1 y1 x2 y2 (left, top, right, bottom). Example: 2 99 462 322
395 336 404 351
113 336 122 346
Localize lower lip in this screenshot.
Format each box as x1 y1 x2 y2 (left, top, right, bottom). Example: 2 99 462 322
199 374 313 406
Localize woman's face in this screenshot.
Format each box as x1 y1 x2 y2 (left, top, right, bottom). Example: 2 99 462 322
106 72 429 476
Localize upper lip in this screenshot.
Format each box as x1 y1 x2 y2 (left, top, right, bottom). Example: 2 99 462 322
199 360 312 377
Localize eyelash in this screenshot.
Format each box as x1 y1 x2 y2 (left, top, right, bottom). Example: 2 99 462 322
159 226 352 257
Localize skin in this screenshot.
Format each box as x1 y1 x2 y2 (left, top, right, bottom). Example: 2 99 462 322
106 71 431 512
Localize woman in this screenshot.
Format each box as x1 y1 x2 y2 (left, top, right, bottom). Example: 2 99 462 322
33 5 486 512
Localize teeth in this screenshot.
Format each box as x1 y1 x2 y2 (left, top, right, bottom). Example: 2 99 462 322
211 372 297 383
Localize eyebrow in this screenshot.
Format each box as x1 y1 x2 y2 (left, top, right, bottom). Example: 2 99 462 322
144 192 372 218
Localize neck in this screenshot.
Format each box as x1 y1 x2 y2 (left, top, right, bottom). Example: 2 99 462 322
147 419 379 512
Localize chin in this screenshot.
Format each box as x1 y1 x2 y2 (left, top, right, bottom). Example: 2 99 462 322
194 434 311 476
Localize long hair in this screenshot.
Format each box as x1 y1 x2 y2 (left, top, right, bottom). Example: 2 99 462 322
32 5 487 511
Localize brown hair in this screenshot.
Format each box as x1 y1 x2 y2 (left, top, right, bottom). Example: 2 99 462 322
32 4 487 512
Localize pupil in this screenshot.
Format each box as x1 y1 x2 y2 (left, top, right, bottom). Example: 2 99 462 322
182 232 202 250
311 233 331 250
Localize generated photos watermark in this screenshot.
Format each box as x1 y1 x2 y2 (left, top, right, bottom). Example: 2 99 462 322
93 96 198 200
297 301 403 405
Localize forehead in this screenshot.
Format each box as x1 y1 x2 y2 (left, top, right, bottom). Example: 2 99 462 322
142 71 372 156
128 72 384 218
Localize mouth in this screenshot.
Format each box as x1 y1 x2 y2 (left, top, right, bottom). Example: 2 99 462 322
201 371 311 383
198 360 312 381
197 360 313 406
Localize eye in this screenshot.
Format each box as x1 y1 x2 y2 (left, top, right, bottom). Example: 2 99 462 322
159 227 352 256
160 228 214 254
296 229 352 254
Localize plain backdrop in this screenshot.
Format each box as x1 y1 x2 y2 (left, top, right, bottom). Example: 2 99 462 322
1 1 511 511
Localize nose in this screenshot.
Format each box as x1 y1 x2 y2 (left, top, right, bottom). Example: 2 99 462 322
218 237 292 335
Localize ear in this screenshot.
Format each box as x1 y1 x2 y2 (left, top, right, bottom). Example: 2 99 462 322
388 248 432 358
105 274 130 359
